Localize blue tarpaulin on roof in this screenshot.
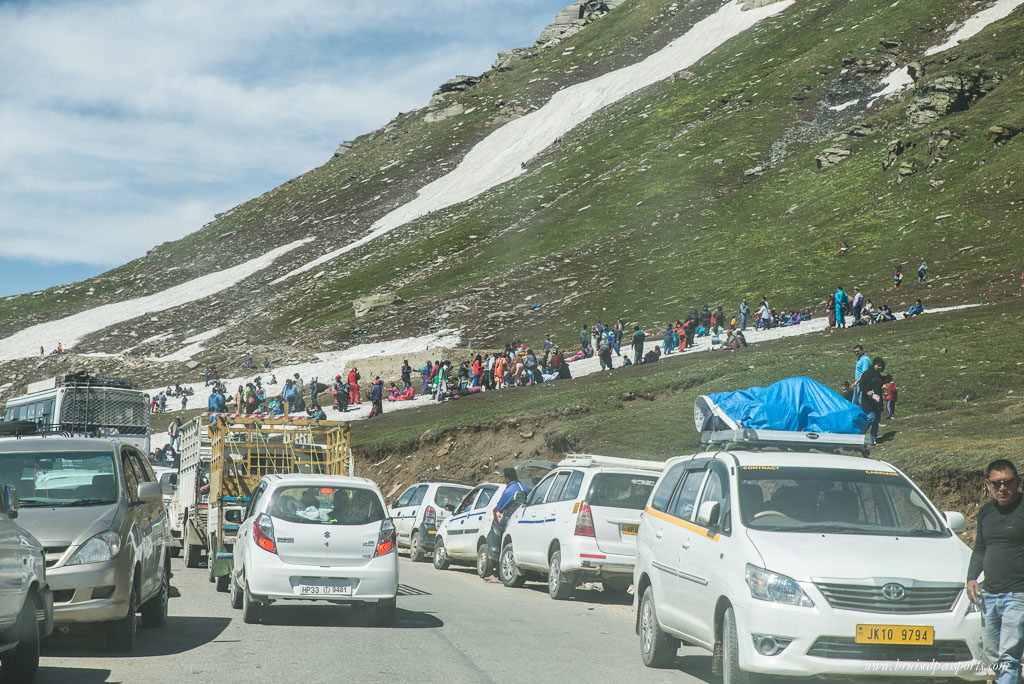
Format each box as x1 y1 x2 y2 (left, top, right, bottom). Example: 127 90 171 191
706 376 868 434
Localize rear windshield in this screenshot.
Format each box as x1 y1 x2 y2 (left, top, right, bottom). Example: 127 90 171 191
1 450 118 506
434 486 471 509
586 473 657 509
268 485 385 526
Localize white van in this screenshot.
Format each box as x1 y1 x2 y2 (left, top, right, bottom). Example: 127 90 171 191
633 432 984 681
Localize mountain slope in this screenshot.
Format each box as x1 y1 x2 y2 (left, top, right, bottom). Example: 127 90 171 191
1 0 1022 394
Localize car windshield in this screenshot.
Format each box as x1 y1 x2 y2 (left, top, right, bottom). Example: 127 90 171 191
0 450 118 506
586 472 657 509
434 486 471 509
268 485 385 526
738 466 947 537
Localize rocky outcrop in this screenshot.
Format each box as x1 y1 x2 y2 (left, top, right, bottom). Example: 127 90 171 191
333 141 354 158
906 73 986 126
986 124 1020 146
535 1 625 48
353 293 401 318
433 75 482 96
882 139 904 171
816 147 851 169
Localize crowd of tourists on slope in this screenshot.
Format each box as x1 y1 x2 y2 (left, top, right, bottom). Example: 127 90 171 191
828 285 925 329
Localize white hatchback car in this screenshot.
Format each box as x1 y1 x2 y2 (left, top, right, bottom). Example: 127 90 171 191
432 482 503 575
230 474 398 626
389 481 471 562
633 448 984 681
499 455 663 599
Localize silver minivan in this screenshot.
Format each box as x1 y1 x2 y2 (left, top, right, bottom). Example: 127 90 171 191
0 436 170 651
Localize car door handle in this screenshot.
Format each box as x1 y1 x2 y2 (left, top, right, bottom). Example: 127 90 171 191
655 530 664 539
681 538 691 550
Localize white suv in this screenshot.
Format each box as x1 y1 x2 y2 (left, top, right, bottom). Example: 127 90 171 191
499 455 663 600
389 482 471 562
432 482 503 575
633 448 984 681
0 484 53 682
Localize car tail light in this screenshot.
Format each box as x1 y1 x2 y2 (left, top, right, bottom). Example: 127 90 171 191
375 519 396 557
254 513 277 554
574 501 596 537
424 505 436 525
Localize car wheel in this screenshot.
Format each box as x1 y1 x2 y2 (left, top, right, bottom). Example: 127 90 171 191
216 574 230 593
373 598 396 627
432 539 450 570
639 586 679 668
230 572 243 610
499 543 525 588
141 560 170 628
1 593 40 682
185 543 202 569
409 531 425 562
476 541 492 579
548 549 573 600
107 583 137 652
723 606 758 683
242 578 262 625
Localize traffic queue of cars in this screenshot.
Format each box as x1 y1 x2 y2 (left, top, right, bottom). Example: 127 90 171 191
422 446 986 682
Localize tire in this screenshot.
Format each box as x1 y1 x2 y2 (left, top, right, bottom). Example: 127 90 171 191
723 606 757 684
216 574 230 593
432 539 450 570
230 573 243 610
409 531 425 562
1 593 40 683
639 586 679 668
242 578 262 625
547 549 573 600
107 584 137 652
499 543 525 588
373 598 396 627
185 543 202 569
140 561 169 628
476 541 492 579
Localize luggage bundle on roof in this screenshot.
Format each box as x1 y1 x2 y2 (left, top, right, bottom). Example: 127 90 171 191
695 376 871 454
56 372 135 389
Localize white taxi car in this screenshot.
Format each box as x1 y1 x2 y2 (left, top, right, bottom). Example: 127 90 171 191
229 474 398 627
432 482 502 575
633 443 984 681
499 455 663 600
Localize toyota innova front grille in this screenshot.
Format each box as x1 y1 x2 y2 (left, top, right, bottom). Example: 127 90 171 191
815 582 962 614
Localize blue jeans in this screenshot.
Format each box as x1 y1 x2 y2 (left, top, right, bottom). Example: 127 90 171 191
852 385 861 406
739 313 747 331
865 411 879 443
982 592 1024 684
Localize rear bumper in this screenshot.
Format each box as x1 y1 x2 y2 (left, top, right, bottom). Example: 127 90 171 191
419 524 438 551
246 550 399 603
561 539 636 579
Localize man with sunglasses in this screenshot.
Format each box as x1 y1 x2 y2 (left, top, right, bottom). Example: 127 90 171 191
967 459 1024 684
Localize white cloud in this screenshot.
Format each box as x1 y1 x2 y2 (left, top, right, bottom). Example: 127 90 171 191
0 0 565 268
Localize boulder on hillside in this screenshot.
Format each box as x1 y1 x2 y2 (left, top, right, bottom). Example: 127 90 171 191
986 124 1020 146
535 0 624 48
816 147 851 169
906 73 985 126
433 75 482 96
353 293 402 318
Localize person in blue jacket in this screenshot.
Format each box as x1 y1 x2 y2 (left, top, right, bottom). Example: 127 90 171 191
493 468 529 530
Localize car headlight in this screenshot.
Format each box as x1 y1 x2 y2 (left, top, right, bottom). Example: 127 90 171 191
745 564 814 607
66 531 122 565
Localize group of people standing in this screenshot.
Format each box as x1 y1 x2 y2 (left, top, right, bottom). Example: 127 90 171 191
830 285 926 328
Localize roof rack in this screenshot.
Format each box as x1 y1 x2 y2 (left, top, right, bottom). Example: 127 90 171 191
559 454 666 472
0 422 78 440
57 372 136 390
701 428 870 456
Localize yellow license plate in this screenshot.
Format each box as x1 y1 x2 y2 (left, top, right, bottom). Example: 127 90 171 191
621 524 639 536
855 624 933 645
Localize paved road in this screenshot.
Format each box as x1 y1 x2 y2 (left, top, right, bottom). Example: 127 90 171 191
34 552 712 683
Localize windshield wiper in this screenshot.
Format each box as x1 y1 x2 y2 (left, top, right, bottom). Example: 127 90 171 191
16 498 53 507
65 498 114 506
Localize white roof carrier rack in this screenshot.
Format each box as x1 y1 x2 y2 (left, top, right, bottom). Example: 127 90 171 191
701 428 871 455
559 454 666 472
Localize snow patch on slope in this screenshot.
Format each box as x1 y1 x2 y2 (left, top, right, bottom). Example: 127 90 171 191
0 239 313 362
274 0 794 284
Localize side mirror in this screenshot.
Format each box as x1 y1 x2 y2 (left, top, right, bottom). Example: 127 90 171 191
137 482 162 504
443 502 456 513
225 508 242 524
0 485 19 519
944 511 967 535
697 500 721 527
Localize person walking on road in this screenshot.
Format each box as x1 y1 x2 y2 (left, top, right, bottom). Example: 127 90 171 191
631 325 646 365
851 344 871 405
967 459 1024 684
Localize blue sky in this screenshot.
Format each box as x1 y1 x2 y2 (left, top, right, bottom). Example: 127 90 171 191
0 0 570 297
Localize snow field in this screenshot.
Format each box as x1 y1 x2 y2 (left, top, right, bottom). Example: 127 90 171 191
273 0 796 284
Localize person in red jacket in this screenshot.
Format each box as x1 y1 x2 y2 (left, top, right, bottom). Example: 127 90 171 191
348 367 361 405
